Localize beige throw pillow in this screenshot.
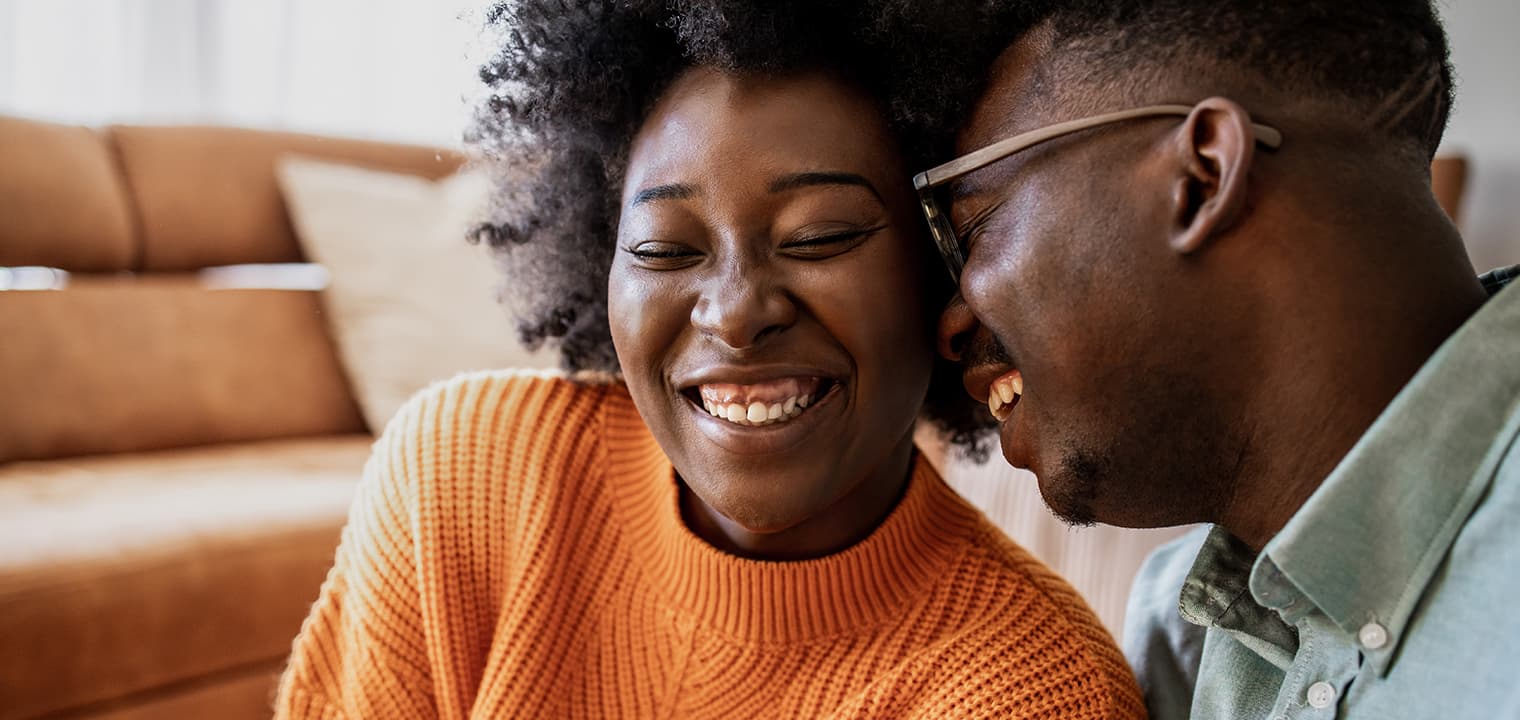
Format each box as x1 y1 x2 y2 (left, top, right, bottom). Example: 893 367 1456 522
276 156 552 432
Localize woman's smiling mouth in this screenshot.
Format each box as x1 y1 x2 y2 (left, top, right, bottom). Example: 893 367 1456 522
675 370 846 454
696 377 828 426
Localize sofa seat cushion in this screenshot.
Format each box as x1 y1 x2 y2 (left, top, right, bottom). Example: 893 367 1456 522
0 435 372 719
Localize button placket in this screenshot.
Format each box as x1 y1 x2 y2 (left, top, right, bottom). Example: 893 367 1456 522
1270 612 1360 718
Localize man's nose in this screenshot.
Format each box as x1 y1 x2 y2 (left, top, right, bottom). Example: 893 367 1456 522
690 265 796 350
937 292 980 362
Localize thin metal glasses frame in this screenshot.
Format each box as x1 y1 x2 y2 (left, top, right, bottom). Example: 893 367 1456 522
911 104 1284 281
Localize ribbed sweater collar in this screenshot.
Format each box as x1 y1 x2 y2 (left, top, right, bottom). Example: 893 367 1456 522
600 384 983 643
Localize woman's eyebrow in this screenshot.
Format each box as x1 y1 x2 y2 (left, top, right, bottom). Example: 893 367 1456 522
630 183 699 207
768 171 883 202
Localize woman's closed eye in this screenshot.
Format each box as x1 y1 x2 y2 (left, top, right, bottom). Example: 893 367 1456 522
623 241 702 267
623 223 885 268
780 224 886 259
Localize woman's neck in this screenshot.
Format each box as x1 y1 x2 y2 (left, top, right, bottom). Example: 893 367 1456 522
678 434 918 561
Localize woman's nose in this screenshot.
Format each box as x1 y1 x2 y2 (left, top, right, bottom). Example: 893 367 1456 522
937 292 980 362
690 265 797 350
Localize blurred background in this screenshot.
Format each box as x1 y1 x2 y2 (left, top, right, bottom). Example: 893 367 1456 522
1 1 1515 719
0 0 483 146
1437 0 1520 272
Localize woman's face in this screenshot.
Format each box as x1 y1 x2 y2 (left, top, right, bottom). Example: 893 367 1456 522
609 67 936 545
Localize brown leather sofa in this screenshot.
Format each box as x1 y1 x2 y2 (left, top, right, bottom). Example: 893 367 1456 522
0 115 460 719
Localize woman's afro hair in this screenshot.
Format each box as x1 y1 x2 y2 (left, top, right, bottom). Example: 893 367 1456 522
468 0 1034 453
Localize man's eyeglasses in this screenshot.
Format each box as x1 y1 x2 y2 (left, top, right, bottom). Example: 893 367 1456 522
912 104 1284 282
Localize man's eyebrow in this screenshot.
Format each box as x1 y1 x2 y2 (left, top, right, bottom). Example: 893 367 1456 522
630 183 699 207
949 176 982 201
768 171 883 202
949 152 1022 201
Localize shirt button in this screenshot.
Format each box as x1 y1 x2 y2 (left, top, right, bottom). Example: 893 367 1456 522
1307 681 1337 709
1359 622 1389 650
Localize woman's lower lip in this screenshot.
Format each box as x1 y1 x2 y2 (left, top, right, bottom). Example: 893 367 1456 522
684 385 842 456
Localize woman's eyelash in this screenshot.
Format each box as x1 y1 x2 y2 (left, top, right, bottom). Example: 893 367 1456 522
624 226 882 258
787 226 883 247
790 232 860 246
625 245 694 258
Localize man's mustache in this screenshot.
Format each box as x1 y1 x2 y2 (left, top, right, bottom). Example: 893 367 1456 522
962 328 1016 371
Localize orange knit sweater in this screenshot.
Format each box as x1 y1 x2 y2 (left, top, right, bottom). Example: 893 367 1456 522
275 372 1145 719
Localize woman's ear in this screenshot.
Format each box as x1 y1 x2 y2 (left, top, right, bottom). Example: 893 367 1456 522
1168 97 1256 255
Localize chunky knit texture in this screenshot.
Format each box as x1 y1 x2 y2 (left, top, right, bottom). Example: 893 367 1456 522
275 371 1146 719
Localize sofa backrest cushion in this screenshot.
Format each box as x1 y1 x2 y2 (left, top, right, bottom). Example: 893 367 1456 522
0 277 366 462
0 116 136 271
110 126 464 271
0 117 476 461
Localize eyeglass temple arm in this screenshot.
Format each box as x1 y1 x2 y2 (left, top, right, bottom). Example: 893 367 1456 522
913 104 1283 191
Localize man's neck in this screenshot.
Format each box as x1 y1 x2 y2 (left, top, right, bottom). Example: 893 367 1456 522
1219 227 1488 551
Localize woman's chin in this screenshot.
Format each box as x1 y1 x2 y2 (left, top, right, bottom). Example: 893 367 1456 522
685 471 835 535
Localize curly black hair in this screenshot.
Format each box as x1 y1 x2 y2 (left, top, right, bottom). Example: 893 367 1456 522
468 0 1032 454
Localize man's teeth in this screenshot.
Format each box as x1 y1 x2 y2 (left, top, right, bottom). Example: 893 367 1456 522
703 394 814 427
988 372 1024 421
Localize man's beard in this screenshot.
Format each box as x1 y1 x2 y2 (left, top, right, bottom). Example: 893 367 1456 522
1036 370 1245 530
1044 445 1107 527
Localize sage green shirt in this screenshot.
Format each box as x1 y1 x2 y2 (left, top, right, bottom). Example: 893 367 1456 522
1125 266 1520 720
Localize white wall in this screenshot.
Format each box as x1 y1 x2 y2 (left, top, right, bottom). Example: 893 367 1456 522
0 0 485 147
1439 0 1520 272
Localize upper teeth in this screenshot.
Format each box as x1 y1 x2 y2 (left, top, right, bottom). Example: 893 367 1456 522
703 394 813 427
988 372 1023 421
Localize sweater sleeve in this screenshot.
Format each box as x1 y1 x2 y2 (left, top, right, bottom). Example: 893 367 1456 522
274 401 439 720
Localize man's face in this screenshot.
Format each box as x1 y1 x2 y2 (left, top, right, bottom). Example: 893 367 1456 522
941 38 1244 528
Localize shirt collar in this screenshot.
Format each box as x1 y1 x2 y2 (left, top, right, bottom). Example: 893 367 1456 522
1258 267 1520 676
1480 264 1519 296
1179 526 1299 670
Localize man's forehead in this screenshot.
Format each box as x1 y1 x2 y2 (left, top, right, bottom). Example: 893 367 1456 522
956 24 1058 155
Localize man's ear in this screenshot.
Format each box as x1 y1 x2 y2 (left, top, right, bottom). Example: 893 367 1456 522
1168 97 1256 254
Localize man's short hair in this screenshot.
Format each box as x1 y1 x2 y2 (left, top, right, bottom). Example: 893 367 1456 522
1028 0 1454 160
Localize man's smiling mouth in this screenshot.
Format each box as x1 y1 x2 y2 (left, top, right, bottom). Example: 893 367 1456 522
690 377 836 427
987 369 1023 421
